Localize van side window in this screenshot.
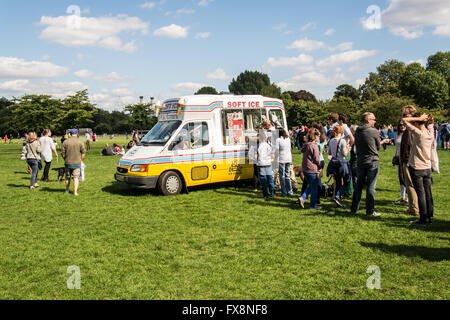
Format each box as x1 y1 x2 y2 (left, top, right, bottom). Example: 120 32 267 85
172 122 209 150
222 110 244 145
269 109 285 128
243 109 262 137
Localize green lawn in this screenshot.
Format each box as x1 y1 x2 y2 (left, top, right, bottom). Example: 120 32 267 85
0 138 449 300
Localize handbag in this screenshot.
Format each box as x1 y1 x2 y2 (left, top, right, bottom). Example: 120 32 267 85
431 146 440 174
392 155 400 166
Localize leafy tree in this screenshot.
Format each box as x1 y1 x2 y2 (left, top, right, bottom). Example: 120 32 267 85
284 90 317 102
54 90 97 134
195 86 218 95
361 94 416 126
414 71 449 110
427 51 450 83
334 84 360 101
400 62 426 98
229 70 281 98
11 94 62 134
361 60 406 100
327 96 360 125
124 103 156 130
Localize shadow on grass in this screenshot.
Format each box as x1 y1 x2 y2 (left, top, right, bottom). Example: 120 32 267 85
7 183 28 188
101 183 157 197
39 187 67 193
360 242 450 262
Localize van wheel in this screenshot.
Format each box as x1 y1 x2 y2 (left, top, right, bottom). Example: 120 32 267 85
158 171 183 196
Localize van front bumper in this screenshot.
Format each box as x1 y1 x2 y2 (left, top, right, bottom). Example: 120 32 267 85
115 173 159 189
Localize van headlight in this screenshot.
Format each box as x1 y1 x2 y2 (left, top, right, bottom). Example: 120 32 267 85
130 164 149 172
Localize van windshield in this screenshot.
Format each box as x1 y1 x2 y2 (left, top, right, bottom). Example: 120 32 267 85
139 120 182 145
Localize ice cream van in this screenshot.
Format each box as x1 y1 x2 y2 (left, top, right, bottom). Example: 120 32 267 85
115 95 287 195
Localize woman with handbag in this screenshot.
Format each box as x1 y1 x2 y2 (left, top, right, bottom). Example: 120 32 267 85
393 121 407 205
328 125 350 208
22 131 42 189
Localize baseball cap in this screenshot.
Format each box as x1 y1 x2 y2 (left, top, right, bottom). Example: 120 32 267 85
70 128 78 134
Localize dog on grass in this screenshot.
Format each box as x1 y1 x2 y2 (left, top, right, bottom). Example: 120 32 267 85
52 167 66 181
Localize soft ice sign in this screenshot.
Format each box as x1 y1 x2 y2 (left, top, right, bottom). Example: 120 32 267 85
163 102 179 113
226 101 261 108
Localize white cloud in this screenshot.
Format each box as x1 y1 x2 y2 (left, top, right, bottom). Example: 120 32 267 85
288 37 326 51
176 8 195 15
316 50 377 67
273 24 287 31
195 32 211 39
334 42 353 51
407 59 426 66
198 0 214 7
90 92 137 110
265 54 314 68
0 57 68 80
278 72 349 92
433 24 450 37
94 72 125 82
300 22 315 31
153 24 188 38
324 28 335 36
0 79 87 98
74 69 93 79
363 0 450 39
39 14 148 53
172 82 207 93
140 2 156 9
206 68 230 80
355 78 366 88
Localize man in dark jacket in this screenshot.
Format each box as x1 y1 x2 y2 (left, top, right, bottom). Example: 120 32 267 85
350 112 381 217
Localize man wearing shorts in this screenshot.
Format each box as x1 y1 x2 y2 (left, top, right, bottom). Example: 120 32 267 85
61 129 86 196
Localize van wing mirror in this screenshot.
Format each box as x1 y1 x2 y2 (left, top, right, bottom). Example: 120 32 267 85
169 136 183 151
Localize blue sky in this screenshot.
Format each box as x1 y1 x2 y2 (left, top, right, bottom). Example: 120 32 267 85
0 0 449 110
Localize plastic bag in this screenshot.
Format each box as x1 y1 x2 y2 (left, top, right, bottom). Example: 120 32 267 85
80 162 86 181
431 147 439 174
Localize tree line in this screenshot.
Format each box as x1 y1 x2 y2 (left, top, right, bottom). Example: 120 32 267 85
0 51 448 136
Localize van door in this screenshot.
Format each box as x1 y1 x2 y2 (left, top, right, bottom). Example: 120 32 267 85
167 121 212 186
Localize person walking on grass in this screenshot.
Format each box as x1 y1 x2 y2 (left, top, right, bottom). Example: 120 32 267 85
39 129 58 182
22 131 41 190
350 112 381 217
298 128 322 210
61 129 85 196
402 113 435 225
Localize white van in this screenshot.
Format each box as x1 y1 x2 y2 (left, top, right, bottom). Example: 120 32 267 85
115 95 287 195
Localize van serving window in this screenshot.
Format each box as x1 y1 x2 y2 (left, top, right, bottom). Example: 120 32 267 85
222 110 244 145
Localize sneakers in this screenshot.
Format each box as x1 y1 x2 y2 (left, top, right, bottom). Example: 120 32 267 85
405 210 420 216
366 212 381 217
333 197 345 208
311 205 322 210
395 199 408 205
298 197 305 208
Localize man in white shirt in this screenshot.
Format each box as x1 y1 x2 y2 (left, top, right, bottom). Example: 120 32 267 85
39 129 58 181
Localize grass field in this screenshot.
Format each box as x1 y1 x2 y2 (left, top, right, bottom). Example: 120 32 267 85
0 138 449 300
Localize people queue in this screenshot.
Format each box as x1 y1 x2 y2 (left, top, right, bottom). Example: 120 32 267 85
254 107 441 225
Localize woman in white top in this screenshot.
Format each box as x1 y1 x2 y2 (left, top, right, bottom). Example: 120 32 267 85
257 130 275 200
39 129 58 181
394 121 407 205
276 129 293 197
